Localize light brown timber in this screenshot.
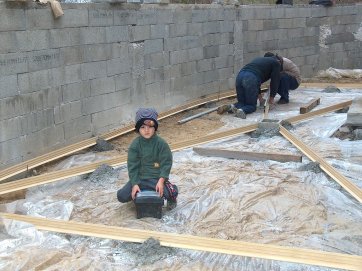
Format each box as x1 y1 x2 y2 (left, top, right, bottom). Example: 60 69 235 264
286 100 352 124
1 213 361 271
193 147 302 163
300 97 321 114
0 124 258 195
279 126 362 203
0 90 235 183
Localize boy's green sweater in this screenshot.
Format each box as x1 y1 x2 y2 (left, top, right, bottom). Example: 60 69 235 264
127 134 172 186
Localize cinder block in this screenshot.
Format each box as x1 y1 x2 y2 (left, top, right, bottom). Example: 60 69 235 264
144 52 169 69
203 70 219 84
114 10 138 26
54 101 82 124
0 117 20 143
258 119 279 131
49 28 81 48
202 21 220 35
180 61 196 76
346 98 362 126
83 44 111 62
107 58 131 76
218 67 233 80
111 42 129 59
144 39 164 54
18 70 52 93
80 27 107 45
89 9 114 26
187 47 203 62
90 76 116 96
21 108 55 134
173 9 192 24
129 25 151 42
151 25 169 39
53 9 89 28
81 61 107 80
106 26 129 43
156 10 173 24
0 75 18 99
145 68 165 83
192 9 209 23
169 24 188 38
28 49 62 72
203 45 219 59
136 10 158 26
82 91 129 115
61 81 88 103
61 46 84 65
0 52 28 76
91 106 123 132
0 9 26 31
64 115 91 140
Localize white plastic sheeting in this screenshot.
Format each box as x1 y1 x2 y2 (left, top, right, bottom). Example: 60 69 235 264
1 88 362 270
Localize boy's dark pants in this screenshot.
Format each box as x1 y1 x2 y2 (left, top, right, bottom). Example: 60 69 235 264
278 73 299 102
117 178 178 203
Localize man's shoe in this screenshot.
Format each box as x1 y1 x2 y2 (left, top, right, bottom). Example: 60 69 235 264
217 104 232 115
235 109 246 119
277 98 289 104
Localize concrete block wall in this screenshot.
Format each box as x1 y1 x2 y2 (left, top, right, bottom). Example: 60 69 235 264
0 2 361 169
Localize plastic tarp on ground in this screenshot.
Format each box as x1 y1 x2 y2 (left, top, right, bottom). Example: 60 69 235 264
1 87 362 271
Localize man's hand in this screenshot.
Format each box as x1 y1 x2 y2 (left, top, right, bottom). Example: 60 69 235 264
156 177 165 197
131 184 140 200
268 97 275 104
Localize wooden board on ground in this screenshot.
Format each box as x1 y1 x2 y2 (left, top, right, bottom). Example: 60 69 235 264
1 213 361 271
193 147 302 163
300 98 320 114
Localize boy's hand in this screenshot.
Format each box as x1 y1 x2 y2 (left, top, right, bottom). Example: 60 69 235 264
131 185 140 200
156 178 165 197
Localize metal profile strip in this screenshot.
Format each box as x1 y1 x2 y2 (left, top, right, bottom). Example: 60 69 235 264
0 124 258 195
279 126 362 203
1 213 361 271
0 91 235 183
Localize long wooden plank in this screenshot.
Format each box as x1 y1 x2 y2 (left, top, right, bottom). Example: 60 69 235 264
0 90 236 183
193 147 302 163
286 100 352 124
1 213 361 271
279 126 362 203
0 124 258 195
300 97 320 114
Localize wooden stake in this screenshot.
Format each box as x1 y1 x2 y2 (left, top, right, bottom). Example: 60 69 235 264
300 98 320 114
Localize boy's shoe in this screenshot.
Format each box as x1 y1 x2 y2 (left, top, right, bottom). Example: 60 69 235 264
217 104 232 114
234 109 246 119
167 199 177 210
277 98 289 104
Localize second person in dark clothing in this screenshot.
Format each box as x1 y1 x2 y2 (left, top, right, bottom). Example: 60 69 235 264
217 56 282 118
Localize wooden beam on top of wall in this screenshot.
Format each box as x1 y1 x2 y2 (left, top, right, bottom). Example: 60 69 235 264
279 126 362 204
193 147 302 163
0 90 236 183
300 97 320 114
0 124 258 195
1 213 361 271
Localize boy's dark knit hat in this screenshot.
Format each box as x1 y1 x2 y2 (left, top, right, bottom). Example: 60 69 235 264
135 108 159 132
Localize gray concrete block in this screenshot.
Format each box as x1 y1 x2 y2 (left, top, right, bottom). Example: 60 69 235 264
0 9 26 31
90 76 116 96
192 9 209 23
346 98 362 126
156 9 173 24
18 70 52 93
169 24 188 38
111 42 129 59
54 101 82 124
218 67 233 80
218 44 234 57
136 10 158 26
83 44 111 62
0 75 18 99
28 49 62 72
151 25 169 39
203 45 219 59
0 52 28 76
106 26 129 43
61 81 90 103
145 81 164 104
129 25 151 42
215 55 233 69
263 19 279 31
144 52 169 69
186 23 202 37
203 70 219 84
115 73 131 91
81 61 107 80
180 61 196 76
144 39 164 54
82 90 130 115
20 108 55 135
61 46 84 65
145 67 165 83
224 8 236 21
114 10 138 26
0 117 20 143
107 58 131 76
89 9 114 26
202 21 220 35
91 106 123 133
64 115 91 140
49 28 81 48
188 47 203 62
52 64 82 86
173 9 192 24
80 27 107 45
197 59 214 72
0 137 26 164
